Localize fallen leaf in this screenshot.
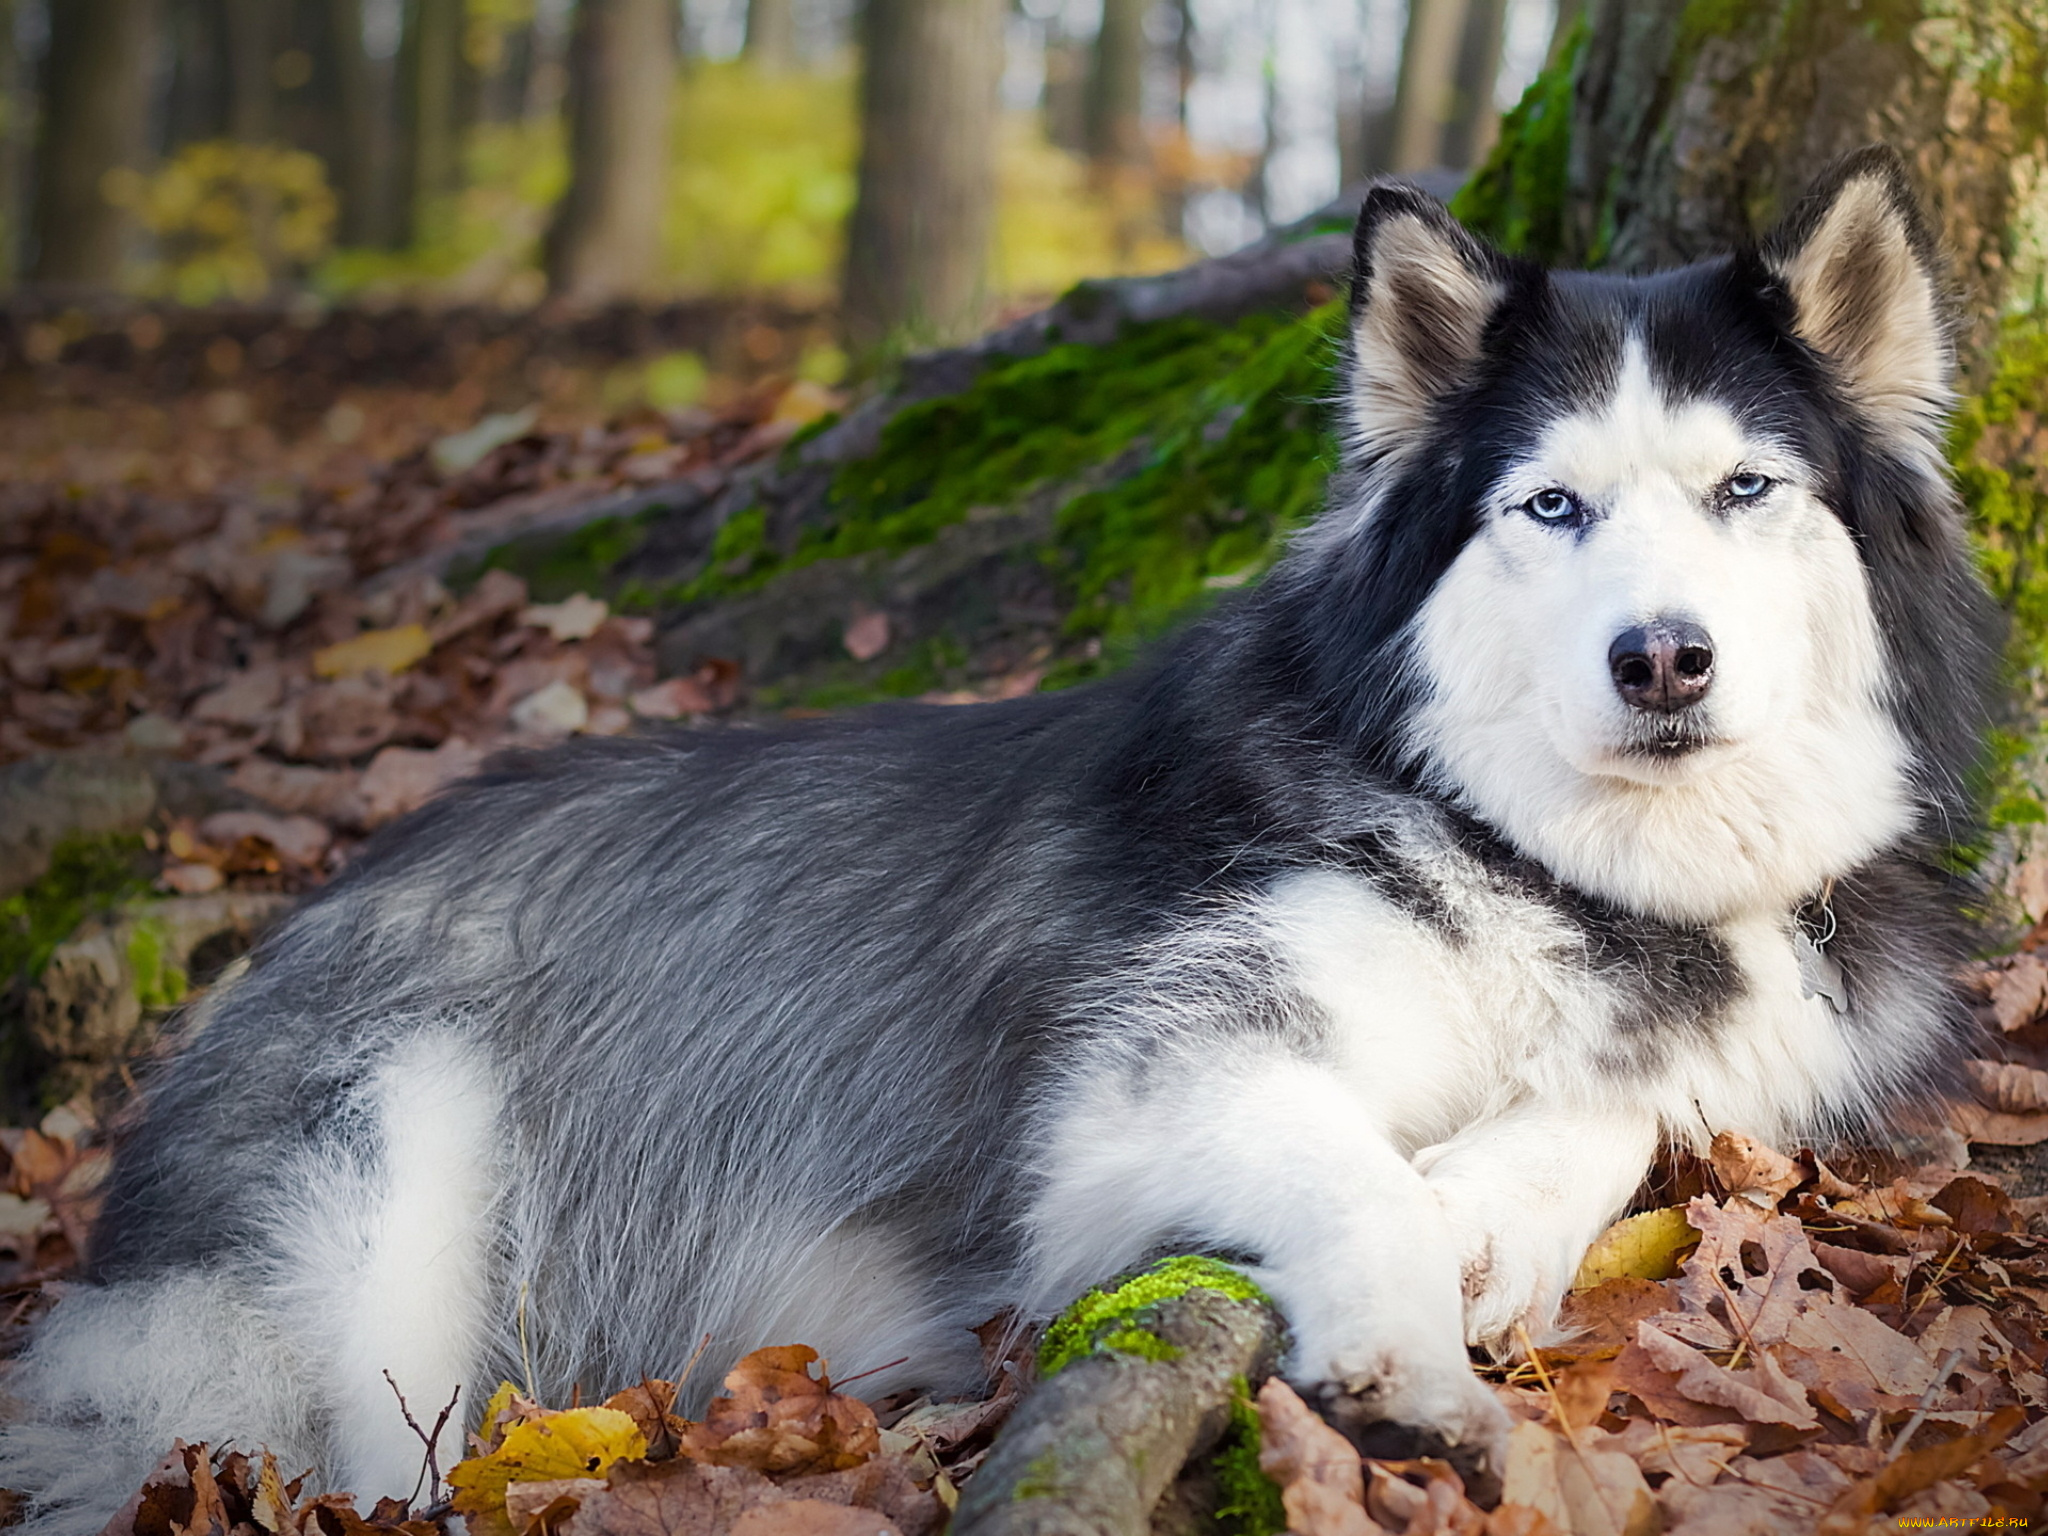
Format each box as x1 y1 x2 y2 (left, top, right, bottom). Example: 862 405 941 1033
361 737 485 826
1253 1377 1380 1536
161 861 225 894
1630 1323 1819 1428
1948 1101 2048 1145
197 810 331 867
522 594 610 643
313 623 433 680
1966 1058 2048 1114
1982 952 2048 1031
1708 1132 1803 1208
511 680 589 735
843 611 890 663
677 1346 879 1477
729 1501 901 1536
1498 1420 1655 1536
1573 1207 1697 1289
449 1407 648 1536
504 1477 607 1534
1555 1278 1675 1357
1817 1405 2024 1531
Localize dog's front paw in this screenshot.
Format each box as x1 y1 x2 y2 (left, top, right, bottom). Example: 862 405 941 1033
1301 1370 1510 1504
1431 1182 1583 1358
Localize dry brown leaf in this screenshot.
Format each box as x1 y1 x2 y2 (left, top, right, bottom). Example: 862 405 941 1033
1707 1131 1803 1208
1630 1323 1819 1428
728 1501 901 1536
197 810 331 867
360 738 485 826
1948 1100 2048 1145
1362 1459 1484 1534
504 1477 607 1534
1817 1405 2024 1531
1982 952 2048 1032
559 1461 779 1536
1966 1058 2048 1114
1498 1420 1655 1536
1554 1278 1675 1358
676 1346 879 1477
1253 1376 1383 1536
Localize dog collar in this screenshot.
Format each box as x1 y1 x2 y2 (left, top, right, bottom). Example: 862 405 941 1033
1794 878 1847 1013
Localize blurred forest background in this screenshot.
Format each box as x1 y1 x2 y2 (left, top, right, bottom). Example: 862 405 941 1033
2 0 1561 348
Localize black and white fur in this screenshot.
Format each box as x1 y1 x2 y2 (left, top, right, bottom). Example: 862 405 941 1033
0 147 1998 1526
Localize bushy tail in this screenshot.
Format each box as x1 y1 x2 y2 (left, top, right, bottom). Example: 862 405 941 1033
0 1273 320 1536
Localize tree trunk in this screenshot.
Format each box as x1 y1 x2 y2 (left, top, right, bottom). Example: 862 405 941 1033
0 0 21 283
841 0 1005 351
544 0 676 304
1084 0 1147 171
221 0 276 141
1387 0 1471 173
1440 0 1508 171
324 0 384 246
27 0 159 290
743 0 797 73
393 0 464 248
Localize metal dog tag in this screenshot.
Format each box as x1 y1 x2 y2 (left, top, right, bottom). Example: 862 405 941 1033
1795 932 1848 1014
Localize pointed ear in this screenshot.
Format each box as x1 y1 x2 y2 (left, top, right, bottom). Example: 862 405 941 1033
1345 184 1508 464
1764 146 1952 446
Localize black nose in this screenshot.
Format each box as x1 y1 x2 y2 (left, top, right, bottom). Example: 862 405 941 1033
1608 619 1714 713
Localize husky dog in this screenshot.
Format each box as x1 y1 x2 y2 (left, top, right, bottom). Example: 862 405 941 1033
2 146 1997 1528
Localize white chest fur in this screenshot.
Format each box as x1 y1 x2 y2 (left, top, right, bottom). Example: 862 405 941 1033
1261 866 1859 1154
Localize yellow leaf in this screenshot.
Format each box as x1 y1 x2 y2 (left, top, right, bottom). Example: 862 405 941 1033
312 624 432 679
448 1406 646 1536
1572 1206 1697 1291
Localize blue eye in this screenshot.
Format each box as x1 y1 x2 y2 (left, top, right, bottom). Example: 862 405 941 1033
1725 472 1772 500
1523 488 1578 524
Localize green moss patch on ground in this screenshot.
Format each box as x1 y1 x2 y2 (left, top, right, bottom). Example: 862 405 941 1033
1211 1376 1287 1536
1038 1255 1272 1377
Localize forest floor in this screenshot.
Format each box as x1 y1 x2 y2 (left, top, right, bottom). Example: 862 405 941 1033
4 303 2048 1534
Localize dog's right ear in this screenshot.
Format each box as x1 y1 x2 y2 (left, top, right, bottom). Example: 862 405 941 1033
1345 185 1508 464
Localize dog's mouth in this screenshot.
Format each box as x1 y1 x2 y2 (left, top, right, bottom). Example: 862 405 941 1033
1616 715 1718 762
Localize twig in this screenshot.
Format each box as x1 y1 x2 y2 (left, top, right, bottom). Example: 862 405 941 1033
1888 1347 1964 1460
671 1330 713 1394
832 1355 912 1389
384 1371 460 1509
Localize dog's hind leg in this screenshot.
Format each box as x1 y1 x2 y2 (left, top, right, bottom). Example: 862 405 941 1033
274 1031 502 1503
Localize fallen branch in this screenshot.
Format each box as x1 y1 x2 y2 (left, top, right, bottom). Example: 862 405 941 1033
951 1281 1284 1536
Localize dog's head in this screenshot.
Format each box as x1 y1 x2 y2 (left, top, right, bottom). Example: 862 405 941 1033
1297 148 1998 924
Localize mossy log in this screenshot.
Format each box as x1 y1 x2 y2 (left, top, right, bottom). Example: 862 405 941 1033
952 1261 1285 1536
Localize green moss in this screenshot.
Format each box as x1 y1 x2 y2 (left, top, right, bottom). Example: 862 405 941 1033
1451 17 1586 262
684 311 1339 678
1953 311 2048 829
458 507 661 604
1038 1255 1271 1377
1211 1376 1286 1536
125 918 189 1014
0 835 157 1001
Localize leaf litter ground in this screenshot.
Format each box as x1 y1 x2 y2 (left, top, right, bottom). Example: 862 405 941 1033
8 335 2048 1533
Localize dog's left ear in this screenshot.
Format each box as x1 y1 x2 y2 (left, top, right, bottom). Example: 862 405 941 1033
1763 146 1952 444
1345 184 1508 464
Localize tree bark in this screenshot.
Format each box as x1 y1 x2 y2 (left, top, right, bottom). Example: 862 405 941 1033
1521 0 2048 367
743 0 797 73
950 1288 1283 1536
841 0 1005 350
1387 0 1471 173
1441 0 1508 171
222 0 277 141
1084 0 1147 171
543 0 677 303
0 0 20 282
27 0 160 290
324 0 384 246
393 0 465 248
